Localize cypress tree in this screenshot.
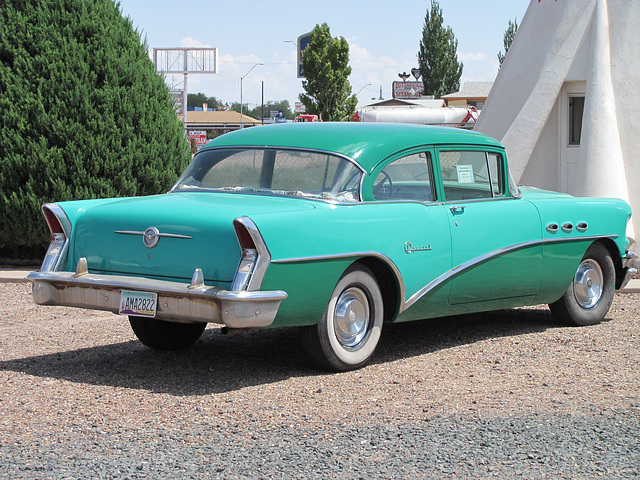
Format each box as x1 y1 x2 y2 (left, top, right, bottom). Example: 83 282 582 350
0 0 191 259
417 0 463 99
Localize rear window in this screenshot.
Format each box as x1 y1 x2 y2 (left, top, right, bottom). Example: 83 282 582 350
173 148 363 202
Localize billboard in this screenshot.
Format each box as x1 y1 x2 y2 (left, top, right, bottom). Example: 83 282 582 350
153 48 218 74
297 32 312 78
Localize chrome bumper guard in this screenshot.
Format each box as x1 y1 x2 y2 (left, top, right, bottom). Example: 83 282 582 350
27 268 287 329
618 251 639 291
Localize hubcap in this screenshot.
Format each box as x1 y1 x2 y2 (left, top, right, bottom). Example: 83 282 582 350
334 287 370 348
573 259 604 309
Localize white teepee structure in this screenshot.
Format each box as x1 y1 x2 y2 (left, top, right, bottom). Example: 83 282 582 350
475 0 640 248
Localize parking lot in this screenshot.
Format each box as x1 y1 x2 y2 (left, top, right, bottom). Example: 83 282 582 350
1 282 639 478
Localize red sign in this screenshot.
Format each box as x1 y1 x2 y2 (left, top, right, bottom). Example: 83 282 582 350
188 130 207 148
392 81 424 99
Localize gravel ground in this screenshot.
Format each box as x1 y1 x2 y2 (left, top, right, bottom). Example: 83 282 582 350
0 282 638 479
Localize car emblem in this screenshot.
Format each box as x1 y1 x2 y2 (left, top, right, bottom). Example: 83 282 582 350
115 227 193 248
142 227 161 248
404 241 432 254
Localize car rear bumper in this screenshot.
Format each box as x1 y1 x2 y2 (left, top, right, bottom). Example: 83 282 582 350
28 268 287 329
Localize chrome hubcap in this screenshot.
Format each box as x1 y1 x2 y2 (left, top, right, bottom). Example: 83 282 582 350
334 287 370 347
573 259 603 309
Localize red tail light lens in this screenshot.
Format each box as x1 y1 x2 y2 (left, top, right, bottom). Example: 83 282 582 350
43 207 65 239
234 221 256 250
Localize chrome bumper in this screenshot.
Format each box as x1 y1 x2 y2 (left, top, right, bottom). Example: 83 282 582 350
27 269 287 329
618 251 639 291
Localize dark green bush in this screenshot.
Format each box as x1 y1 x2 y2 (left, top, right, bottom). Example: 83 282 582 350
0 0 192 259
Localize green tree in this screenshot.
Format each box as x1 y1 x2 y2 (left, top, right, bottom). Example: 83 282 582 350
0 0 192 258
298 23 357 121
417 0 463 98
187 92 223 110
498 18 519 67
248 100 295 121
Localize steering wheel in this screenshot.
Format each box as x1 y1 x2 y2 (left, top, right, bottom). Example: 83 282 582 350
372 170 393 199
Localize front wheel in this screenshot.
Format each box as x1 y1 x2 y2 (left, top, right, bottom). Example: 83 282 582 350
549 242 616 326
300 264 384 371
129 316 206 350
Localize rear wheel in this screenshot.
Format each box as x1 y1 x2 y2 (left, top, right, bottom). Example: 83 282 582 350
549 242 615 326
300 264 384 371
129 316 206 350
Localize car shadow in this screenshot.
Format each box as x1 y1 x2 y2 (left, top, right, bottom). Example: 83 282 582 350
0 307 565 395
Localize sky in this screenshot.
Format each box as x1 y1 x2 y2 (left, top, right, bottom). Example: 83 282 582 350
117 0 532 110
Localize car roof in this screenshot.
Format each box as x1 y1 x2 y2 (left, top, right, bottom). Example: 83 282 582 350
203 123 504 172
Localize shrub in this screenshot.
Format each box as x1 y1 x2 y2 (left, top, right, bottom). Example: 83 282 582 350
0 0 192 259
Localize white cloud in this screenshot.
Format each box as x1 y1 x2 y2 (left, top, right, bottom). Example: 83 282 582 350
459 52 489 62
180 37 213 48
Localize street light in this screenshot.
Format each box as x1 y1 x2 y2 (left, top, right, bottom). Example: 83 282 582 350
240 63 263 127
355 83 371 97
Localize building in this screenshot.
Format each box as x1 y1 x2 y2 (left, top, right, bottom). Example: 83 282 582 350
442 82 493 110
475 0 639 247
179 110 261 135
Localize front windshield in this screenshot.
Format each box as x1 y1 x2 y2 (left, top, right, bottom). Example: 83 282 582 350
172 148 363 202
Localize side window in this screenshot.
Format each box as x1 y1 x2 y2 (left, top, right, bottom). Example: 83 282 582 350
487 152 504 196
439 150 503 201
372 152 434 202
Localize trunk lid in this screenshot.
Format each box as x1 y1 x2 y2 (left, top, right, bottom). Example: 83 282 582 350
69 192 316 286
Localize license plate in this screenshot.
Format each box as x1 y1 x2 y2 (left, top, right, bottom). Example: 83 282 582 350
119 290 158 317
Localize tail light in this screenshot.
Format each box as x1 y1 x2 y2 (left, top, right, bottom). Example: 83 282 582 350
44 207 66 240
231 217 270 292
41 204 71 272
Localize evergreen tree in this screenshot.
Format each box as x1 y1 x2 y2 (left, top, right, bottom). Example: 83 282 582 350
417 0 463 98
498 19 519 67
0 0 192 258
298 23 357 122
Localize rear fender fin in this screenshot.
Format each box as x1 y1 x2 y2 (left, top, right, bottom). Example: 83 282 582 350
231 216 271 291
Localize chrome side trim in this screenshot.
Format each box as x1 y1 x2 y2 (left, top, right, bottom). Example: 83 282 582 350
440 196 519 206
232 216 271 292
115 230 193 239
272 251 406 310
402 234 617 311
272 237 616 315
115 228 192 249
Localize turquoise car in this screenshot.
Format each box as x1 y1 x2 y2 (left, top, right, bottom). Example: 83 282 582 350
29 123 636 371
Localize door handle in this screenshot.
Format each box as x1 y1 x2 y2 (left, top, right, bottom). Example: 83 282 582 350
450 206 465 214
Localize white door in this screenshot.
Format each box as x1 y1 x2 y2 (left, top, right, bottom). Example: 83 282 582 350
558 81 586 195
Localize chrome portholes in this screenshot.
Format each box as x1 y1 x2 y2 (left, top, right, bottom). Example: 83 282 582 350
333 287 370 348
573 258 604 309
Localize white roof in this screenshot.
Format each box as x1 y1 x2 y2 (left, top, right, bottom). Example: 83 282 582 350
443 82 493 99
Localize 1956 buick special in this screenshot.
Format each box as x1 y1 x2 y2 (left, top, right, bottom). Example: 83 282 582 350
29 123 636 371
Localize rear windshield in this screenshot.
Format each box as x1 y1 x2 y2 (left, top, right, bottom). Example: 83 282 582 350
172 148 362 202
